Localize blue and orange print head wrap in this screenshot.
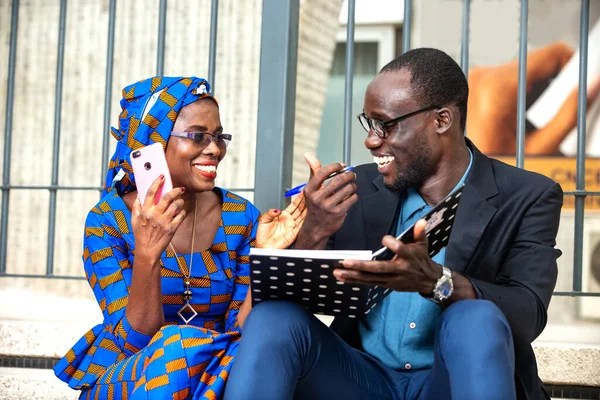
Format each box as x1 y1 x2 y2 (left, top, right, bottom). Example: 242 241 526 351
103 76 218 197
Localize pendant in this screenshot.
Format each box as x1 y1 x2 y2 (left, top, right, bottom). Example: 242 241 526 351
178 301 197 324
178 280 196 324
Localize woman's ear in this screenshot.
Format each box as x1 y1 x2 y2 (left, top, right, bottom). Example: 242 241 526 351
435 107 453 135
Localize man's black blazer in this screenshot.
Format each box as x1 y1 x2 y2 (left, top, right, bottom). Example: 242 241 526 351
327 140 563 400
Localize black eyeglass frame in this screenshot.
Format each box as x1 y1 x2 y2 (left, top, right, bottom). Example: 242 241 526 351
357 105 440 138
170 131 233 147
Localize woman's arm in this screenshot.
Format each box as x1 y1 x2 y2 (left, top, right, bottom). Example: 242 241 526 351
124 255 165 337
235 196 309 329
124 177 186 336
83 211 154 356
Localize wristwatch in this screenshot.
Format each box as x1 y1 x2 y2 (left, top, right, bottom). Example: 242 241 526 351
431 265 454 303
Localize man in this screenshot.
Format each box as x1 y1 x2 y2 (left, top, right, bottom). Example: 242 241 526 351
224 48 562 400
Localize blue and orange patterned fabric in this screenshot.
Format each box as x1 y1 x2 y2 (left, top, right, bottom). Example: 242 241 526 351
53 188 259 399
103 76 217 197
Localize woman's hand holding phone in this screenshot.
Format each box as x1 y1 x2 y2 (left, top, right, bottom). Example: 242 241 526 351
131 176 187 265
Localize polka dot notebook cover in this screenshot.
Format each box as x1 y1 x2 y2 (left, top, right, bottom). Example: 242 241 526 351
250 184 464 318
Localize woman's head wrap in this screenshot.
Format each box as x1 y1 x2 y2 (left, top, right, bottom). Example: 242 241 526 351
103 76 217 196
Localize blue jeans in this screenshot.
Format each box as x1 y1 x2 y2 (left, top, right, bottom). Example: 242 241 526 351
224 300 515 400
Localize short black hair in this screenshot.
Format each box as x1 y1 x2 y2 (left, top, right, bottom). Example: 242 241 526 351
380 48 468 130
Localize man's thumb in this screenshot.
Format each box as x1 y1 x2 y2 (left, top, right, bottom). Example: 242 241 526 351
304 152 322 179
414 219 428 244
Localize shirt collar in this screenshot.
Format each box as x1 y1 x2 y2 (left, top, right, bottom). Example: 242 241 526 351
401 148 474 225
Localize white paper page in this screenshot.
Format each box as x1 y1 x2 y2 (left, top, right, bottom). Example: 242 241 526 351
250 248 373 260
527 17 600 156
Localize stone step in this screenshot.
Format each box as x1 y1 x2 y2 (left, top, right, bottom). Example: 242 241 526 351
0 367 78 400
1 319 599 388
0 367 586 399
533 342 600 387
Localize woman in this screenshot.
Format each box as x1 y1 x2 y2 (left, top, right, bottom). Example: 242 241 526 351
53 76 306 399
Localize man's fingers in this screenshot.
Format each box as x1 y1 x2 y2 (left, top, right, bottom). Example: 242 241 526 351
336 193 359 214
341 259 400 274
305 162 348 192
380 235 405 254
329 180 358 206
333 268 394 285
309 169 356 202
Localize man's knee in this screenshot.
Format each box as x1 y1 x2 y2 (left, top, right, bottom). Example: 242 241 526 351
438 300 512 346
243 301 314 344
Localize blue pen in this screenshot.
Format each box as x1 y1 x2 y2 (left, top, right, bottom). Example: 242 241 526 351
284 166 355 197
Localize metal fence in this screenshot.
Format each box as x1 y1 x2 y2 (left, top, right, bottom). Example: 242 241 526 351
1 0 598 298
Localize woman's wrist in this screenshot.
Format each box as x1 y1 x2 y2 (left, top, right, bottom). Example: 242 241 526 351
133 253 161 269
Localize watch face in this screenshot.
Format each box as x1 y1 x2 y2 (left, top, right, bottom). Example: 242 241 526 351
439 282 452 297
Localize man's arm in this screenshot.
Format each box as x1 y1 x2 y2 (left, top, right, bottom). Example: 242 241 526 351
468 182 563 344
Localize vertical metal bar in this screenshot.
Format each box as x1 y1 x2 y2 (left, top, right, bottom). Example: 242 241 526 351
402 0 412 53
100 0 117 193
515 0 528 169
0 0 19 274
460 0 470 75
156 0 167 76
343 0 355 165
46 0 68 276
208 0 218 89
254 0 299 212
573 0 589 292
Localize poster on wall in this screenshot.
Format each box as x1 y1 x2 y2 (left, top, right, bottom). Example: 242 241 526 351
466 16 600 210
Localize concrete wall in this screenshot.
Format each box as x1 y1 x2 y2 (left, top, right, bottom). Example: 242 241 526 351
0 0 342 301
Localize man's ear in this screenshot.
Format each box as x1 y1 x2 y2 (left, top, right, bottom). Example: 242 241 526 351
435 107 453 135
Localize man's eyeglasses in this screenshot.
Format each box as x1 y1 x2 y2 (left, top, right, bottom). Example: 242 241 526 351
170 132 232 148
357 106 439 139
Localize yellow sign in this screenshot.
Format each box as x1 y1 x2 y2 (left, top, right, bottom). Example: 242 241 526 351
496 157 600 210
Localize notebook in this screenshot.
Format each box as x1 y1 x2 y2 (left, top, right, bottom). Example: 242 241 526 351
249 184 465 317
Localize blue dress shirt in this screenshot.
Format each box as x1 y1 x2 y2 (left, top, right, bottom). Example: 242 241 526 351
359 149 473 370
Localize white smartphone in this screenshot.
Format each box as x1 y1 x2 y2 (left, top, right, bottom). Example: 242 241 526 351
130 143 174 205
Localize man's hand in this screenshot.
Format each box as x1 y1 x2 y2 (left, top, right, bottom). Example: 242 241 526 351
293 153 358 250
335 220 441 294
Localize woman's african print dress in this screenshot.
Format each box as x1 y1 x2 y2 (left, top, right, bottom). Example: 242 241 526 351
54 188 260 400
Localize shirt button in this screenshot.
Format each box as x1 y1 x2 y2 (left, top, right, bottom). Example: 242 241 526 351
409 322 416 329
405 363 412 370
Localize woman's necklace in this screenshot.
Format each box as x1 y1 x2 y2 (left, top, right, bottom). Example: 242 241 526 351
170 197 198 324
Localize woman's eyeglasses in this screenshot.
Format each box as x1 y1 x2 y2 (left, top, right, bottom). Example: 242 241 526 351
170 131 232 148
